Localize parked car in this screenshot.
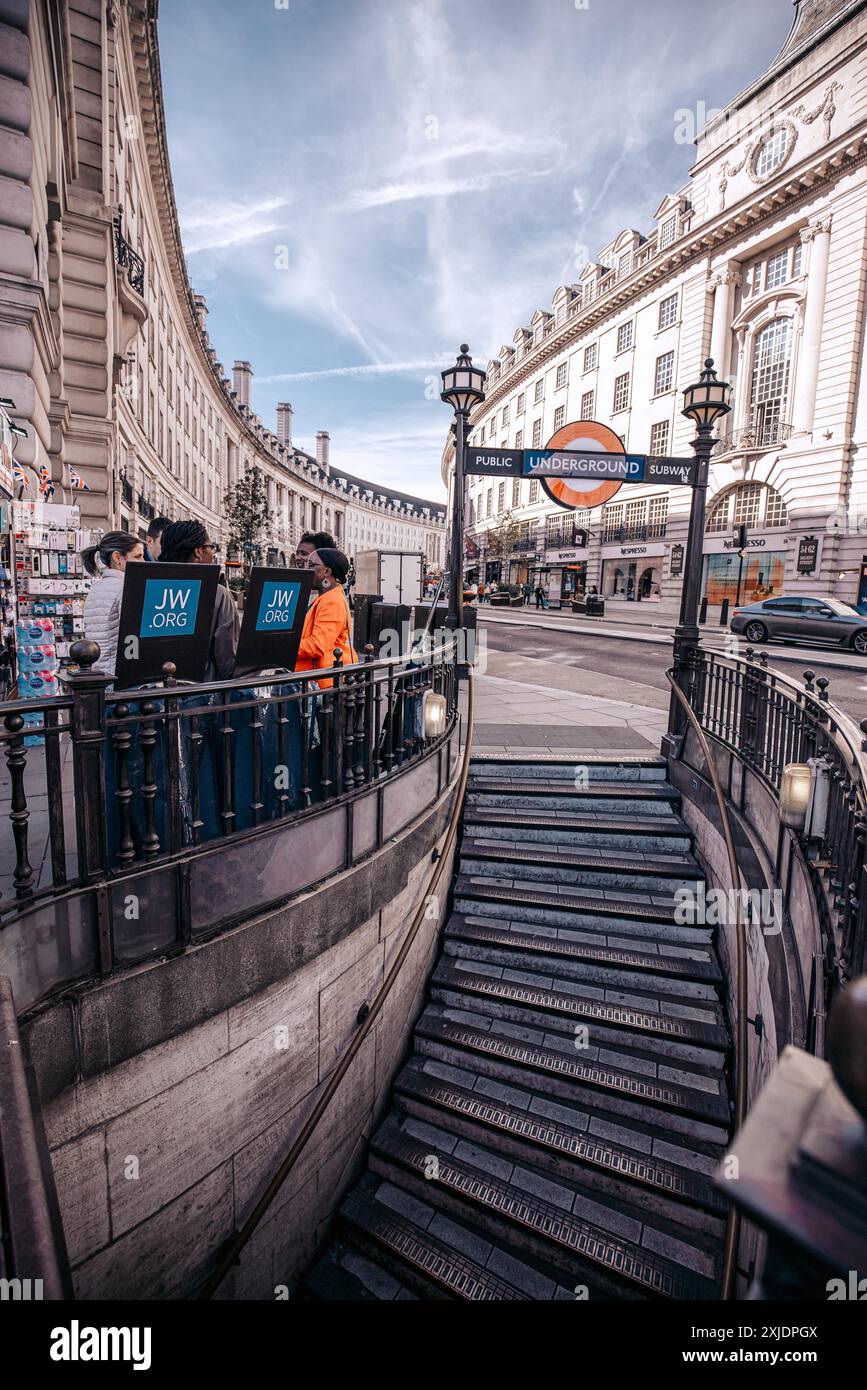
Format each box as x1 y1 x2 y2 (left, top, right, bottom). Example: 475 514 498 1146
730 595 867 653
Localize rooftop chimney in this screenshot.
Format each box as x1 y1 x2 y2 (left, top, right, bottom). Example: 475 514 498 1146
194 293 208 333
232 360 253 408
316 430 330 472
276 402 293 446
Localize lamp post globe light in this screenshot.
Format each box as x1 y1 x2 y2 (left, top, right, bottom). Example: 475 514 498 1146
664 357 732 750
441 345 486 633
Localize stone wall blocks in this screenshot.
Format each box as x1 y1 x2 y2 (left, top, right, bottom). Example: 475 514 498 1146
318 939 385 1080
0 221 34 275
50 1130 109 1266
0 71 30 131
0 169 30 229
72 1161 235 1301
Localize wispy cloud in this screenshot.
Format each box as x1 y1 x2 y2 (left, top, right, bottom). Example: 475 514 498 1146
258 358 452 384
180 196 293 254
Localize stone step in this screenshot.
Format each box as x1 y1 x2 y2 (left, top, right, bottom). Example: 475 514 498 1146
430 960 729 1055
414 1009 732 1132
303 1241 419 1300
467 779 680 817
394 1061 729 1230
469 754 669 783
463 809 692 854
455 876 684 927
368 1117 719 1299
444 914 722 994
452 891 718 946
338 1174 576 1300
459 838 704 894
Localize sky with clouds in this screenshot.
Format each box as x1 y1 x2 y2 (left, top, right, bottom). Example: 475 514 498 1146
158 0 790 502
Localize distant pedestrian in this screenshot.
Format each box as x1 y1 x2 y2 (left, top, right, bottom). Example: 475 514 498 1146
477 581 485 603
534 583 544 609
523 582 531 605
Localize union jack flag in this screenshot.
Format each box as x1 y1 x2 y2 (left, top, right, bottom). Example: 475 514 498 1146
37 463 55 498
68 467 91 491
12 458 30 490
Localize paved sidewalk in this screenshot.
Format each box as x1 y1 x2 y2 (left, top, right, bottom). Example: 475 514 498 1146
462 644 667 755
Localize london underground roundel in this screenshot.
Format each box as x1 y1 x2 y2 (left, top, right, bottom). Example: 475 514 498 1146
540 420 626 511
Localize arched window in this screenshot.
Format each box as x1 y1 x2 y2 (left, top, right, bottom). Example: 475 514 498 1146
706 482 788 533
750 318 792 446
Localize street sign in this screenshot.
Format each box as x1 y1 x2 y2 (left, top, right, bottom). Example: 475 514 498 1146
234 566 313 676
797 535 819 575
114 561 220 689
465 447 523 477
465 426 697 498
670 543 684 577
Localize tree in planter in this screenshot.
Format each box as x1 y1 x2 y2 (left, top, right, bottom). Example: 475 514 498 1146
224 465 271 579
486 510 524 596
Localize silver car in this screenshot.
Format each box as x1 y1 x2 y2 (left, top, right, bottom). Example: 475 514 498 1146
730 595 867 654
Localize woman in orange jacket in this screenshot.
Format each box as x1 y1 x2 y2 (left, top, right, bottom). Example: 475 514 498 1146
295 547 357 688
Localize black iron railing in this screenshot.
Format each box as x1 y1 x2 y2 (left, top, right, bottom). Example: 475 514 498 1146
120 475 134 506
112 214 145 297
0 637 461 1008
712 421 792 456
682 646 867 989
137 493 155 520
602 522 667 543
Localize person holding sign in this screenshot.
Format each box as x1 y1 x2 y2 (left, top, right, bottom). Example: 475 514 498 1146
158 521 239 680
82 531 145 676
296 548 356 688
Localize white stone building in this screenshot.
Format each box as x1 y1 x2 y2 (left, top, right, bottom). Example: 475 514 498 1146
446 0 867 620
0 0 445 566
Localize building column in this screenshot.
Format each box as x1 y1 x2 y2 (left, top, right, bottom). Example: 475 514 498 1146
707 266 740 381
792 216 832 435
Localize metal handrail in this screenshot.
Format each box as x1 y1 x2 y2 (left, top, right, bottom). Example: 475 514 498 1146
665 670 747 1302
198 664 476 1298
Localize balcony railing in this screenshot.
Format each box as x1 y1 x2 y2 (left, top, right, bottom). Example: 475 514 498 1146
602 522 667 543
137 493 155 520
120 476 134 506
112 214 145 297
712 421 793 456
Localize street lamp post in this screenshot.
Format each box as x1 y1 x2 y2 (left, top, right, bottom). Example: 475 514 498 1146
664 358 732 751
441 345 486 633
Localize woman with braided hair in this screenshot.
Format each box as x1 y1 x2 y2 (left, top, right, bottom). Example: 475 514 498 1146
158 520 239 680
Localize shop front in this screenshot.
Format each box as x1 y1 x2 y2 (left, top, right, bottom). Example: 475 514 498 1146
702 534 788 607
599 541 665 604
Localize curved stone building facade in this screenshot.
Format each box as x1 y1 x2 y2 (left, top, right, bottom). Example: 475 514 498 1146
0 0 445 561
446 0 867 618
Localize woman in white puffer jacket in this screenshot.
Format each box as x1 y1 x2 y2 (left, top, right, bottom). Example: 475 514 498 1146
81 531 145 677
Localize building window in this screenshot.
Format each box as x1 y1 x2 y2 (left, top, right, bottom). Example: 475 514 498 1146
648 495 668 531
659 215 677 248
554 405 566 432
658 293 678 329
617 321 633 353
515 429 523 449
486 489 493 517
755 127 790 180
516 392 525 416
580 389 594 420
654 350 674 394
531 419 544 448
502 405 509 428
534 379 544 404
602 503 623 540
497 481 506 512
750 318 792 444
649 420 669 454
706 482 788 533
617 250 632 279
556 362 567 389
613 372 630 412
529 480 539 503
512 479 521 507
583 343 597 372
765 249 788 290
488 419 496 440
